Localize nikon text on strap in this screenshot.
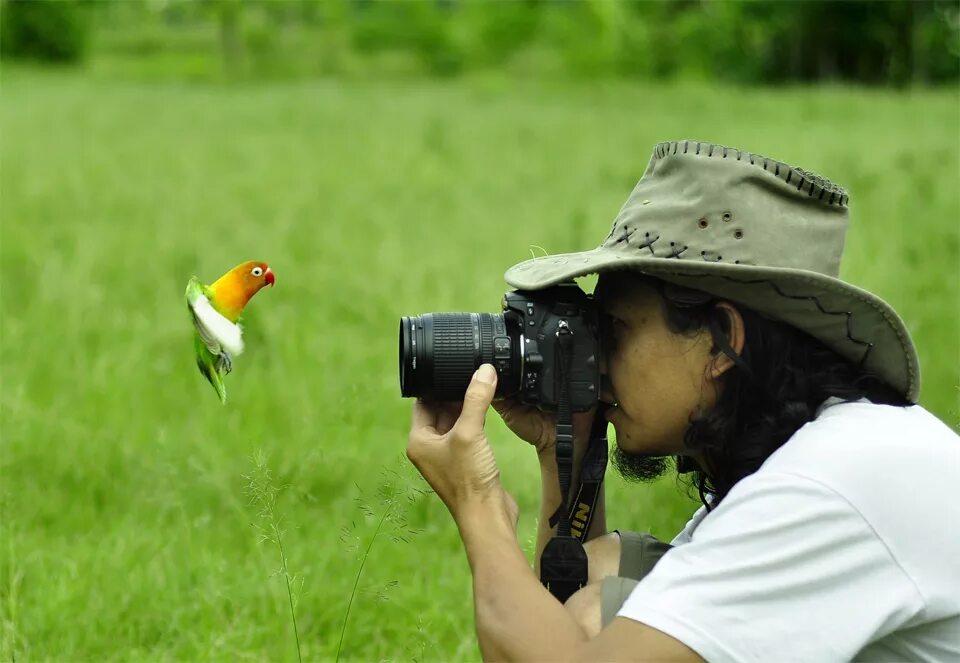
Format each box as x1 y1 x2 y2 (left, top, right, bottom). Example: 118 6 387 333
549 411 608 540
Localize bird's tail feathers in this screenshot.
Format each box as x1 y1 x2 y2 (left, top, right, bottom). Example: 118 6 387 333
196 357 227 404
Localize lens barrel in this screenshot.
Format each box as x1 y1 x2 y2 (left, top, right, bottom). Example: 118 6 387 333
399 312 518 401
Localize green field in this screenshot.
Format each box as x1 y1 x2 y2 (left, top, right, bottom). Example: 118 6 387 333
2 69 957 661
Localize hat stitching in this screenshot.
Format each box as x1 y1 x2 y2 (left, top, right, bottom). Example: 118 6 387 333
654 141 848 208
637 233 659 254
663 273 877 367
611 230 734 263
612 226 741 263
614 225 637 245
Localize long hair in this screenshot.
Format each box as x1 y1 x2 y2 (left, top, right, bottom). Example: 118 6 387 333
644 277 911 508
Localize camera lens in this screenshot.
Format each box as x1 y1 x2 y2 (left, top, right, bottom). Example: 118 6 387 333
399 312 519 401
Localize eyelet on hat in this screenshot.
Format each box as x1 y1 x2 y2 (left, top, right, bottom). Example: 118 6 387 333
722 212 732 222
734 230 744 239
698 218 708 228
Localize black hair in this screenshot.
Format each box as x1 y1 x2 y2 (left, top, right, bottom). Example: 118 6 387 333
647 277 911 508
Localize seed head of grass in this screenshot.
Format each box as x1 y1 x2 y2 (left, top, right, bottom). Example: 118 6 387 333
244 450 302 663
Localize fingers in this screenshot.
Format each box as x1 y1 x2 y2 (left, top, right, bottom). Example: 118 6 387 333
410 399 439 436
491 394 539 420
491 393 517 410
436 402 461 433
453 364 497 438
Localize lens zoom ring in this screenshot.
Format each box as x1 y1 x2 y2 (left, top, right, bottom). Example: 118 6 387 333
432 314 478 396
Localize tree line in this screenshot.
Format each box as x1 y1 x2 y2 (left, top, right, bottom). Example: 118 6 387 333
3 0 957 85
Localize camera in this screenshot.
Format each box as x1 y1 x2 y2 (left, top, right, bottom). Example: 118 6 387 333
399 283 602 411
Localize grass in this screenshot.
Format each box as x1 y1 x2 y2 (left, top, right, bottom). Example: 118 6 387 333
245 451 304 663
1 67 957 660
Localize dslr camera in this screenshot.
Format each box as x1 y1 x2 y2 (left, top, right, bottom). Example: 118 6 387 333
399 283 603 411
400 282 609 603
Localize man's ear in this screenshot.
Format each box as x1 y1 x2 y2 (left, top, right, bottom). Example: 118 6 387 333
709 302 745 379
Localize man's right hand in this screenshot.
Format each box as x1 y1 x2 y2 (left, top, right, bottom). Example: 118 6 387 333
492 397 598 457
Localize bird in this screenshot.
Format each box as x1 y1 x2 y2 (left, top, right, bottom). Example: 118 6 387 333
185 260 275 403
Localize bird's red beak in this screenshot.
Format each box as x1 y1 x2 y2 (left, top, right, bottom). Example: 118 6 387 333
264 268 275 287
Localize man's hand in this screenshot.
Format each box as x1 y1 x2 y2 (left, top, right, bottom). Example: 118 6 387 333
406 364 519 526
492 397 557 454
493 398 598 458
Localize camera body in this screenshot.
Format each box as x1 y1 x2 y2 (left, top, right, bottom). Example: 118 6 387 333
502 285 601 412
400 282 602 413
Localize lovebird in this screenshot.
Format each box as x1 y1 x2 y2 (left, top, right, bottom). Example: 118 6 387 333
185 260 275 403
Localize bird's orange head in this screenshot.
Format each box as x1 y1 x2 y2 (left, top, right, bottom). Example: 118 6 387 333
209 260 275 321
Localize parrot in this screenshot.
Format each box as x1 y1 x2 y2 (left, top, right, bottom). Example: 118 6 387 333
185 260 275 403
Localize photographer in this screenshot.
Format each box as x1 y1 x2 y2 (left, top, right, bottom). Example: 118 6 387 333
405 141 959 662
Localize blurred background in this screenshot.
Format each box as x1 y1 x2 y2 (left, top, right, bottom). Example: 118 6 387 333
2 1 958 661
2 0 959 82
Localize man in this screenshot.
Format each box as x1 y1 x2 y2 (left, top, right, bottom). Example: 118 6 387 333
406 141 959 661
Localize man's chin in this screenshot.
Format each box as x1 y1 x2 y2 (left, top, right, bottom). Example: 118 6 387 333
611 444 670 483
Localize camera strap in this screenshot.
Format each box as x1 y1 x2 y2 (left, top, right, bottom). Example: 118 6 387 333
548 411 608 540
539 320 589 603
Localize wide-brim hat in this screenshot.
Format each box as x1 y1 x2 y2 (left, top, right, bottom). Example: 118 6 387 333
505 140 920 402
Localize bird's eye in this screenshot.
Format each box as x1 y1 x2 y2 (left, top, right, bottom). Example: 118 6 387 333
251 267 263 277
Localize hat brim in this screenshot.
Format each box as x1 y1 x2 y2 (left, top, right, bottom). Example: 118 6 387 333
505 249 919 402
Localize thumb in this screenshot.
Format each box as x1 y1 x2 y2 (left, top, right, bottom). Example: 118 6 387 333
454 364 498 436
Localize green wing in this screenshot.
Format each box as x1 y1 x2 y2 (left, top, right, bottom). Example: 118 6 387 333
194 333 226 404
186 276 228 404
186 278 218 352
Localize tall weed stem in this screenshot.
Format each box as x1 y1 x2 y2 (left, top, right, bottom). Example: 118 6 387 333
245 451 303 663
335 501 394 663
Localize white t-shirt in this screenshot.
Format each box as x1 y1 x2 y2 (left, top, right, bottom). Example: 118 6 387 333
617 399 960 662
